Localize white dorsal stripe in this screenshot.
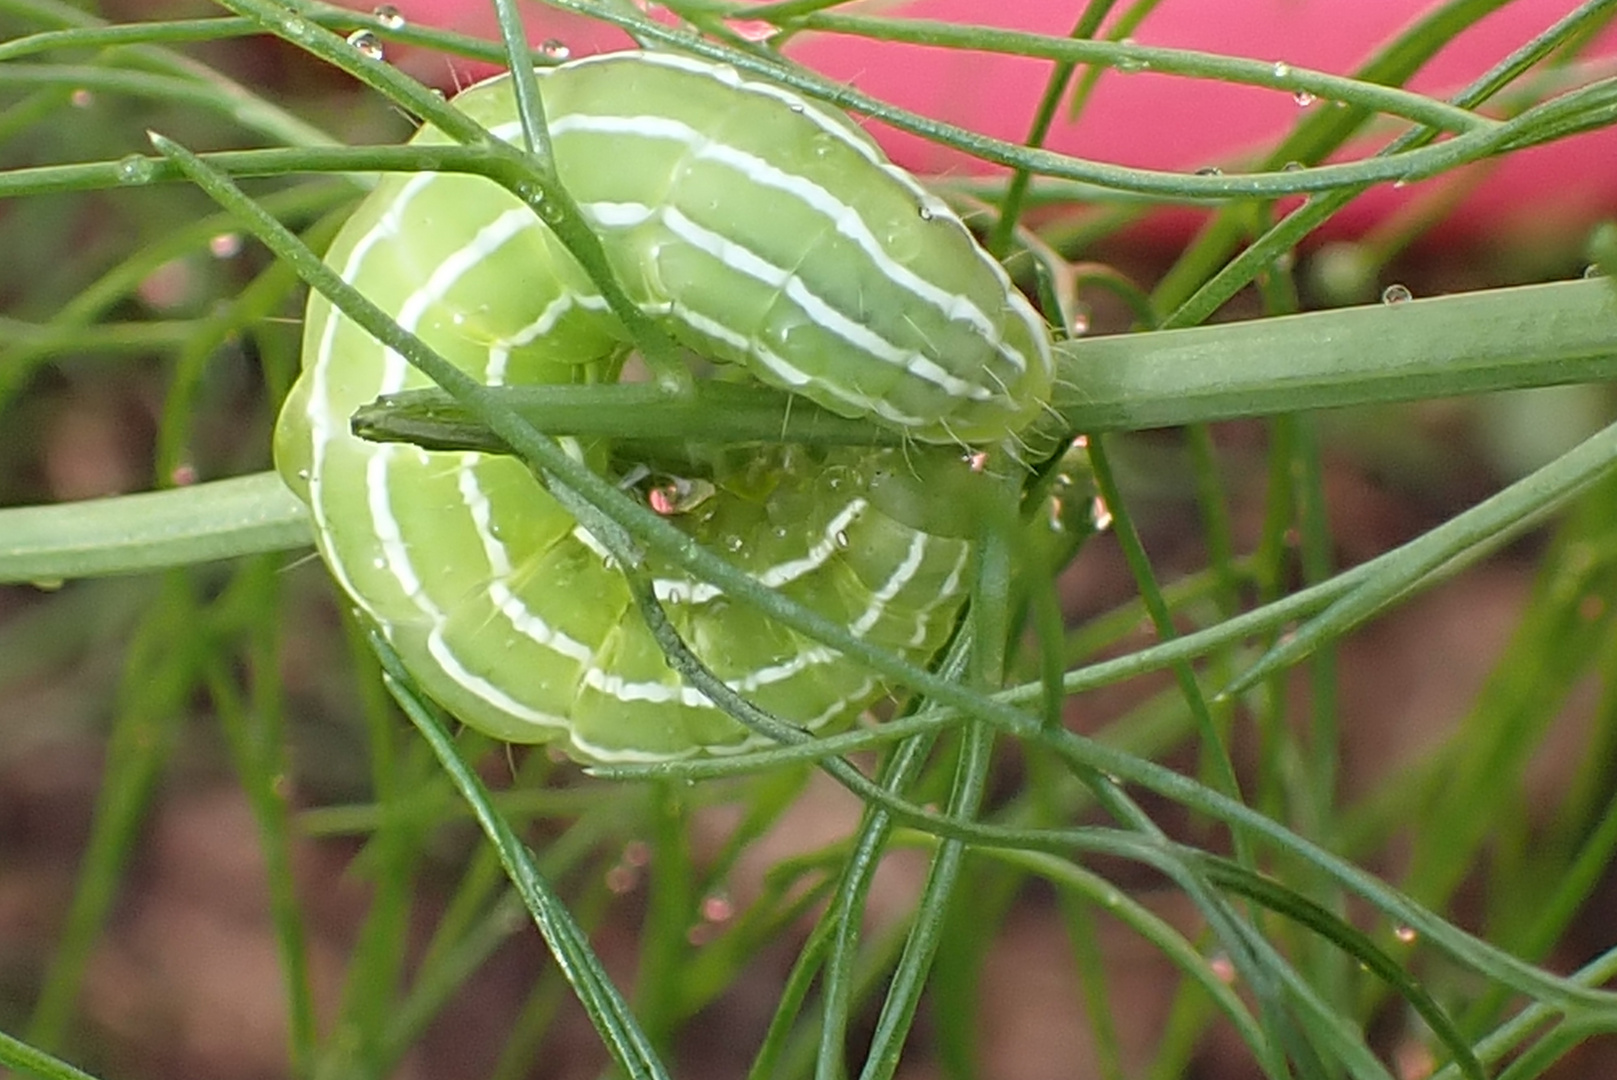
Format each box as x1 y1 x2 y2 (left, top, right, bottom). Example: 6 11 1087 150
378 206 541 395
424 625 570 727
654 496 870 605
549 112 1032 377
670 306 928 429
568 665 878 763
849 531 930 638
559 51 883 166
498 291 613 348
585 201 996 402
457 456 599 667
306 172 440 605
580 638 845 709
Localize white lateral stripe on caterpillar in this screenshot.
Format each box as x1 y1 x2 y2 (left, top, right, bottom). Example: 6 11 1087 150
584 200 998 402
547 112 1034 377
276 50 1052 762
667 305 930 429
654 496 870 605
565 50 886 165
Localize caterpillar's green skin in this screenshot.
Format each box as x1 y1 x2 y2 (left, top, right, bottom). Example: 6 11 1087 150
275 51 1054 763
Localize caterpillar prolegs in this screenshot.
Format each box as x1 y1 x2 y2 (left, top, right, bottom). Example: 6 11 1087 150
274 50 1056 763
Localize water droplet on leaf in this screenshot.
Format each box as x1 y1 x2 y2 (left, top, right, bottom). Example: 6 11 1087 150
1381 283 1412 305
115 154 155 184
726 18 776 42
346 29 385 61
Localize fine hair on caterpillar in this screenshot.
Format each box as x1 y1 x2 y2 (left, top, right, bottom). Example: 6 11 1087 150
275 49 1057 764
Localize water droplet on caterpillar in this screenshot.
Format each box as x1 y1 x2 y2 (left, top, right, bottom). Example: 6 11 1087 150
648 477 715 515
373 4 405 30
1381 283 1413 305
346 29 385 61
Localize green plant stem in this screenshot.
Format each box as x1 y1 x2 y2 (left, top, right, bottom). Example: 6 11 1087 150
0 1028 100 1080
0 473 310 584
371 635 670 1080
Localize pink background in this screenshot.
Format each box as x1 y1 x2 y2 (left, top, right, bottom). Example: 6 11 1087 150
345 0 1617 248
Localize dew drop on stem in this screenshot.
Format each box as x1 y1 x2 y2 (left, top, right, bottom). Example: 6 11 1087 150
346 29 385 61
540 39 571 60
115 154 156 184
373 4 405 30
1115 38 1147 74
726 18 777 43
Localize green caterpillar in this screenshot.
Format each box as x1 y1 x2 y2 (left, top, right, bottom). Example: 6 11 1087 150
274 50 1055 763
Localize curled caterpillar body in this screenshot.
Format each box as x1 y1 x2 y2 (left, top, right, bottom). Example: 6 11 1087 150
275 50 1055 763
